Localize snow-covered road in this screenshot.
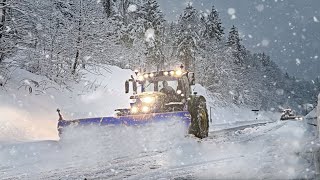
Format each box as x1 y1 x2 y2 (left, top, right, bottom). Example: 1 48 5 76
0 119 313 179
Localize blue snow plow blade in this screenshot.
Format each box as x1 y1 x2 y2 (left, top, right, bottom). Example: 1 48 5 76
58 111 191 134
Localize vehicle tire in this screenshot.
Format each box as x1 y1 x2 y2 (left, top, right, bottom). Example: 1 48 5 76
188 96 209 138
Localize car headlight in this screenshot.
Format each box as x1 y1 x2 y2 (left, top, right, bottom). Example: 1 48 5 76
131 106 139 114
141 96 155 104
142 106 150 113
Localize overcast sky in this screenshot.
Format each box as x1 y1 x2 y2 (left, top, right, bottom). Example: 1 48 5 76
157 0 320 80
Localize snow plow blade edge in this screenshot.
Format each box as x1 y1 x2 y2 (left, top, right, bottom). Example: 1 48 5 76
58 111 191 135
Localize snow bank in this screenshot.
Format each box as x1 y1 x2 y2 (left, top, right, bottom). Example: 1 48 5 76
318 93 320 137
0 65 132 142
305 93 320 137
193 84 279 130
195 121 310 179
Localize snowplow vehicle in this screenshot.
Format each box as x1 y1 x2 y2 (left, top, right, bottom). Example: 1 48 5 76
57 67 209 138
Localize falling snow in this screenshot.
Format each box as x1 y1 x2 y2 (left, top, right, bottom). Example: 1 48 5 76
0 1 319 179
145 28 155 42
227 8 236 19
261 39 270 47
296 58 301 65
256 4 264 12
128 4 138 12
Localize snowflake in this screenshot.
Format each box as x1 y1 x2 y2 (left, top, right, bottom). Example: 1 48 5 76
128 4 137 12
256 4 264 12
227 8 236 19
261 39 270 47
145 28 155 42
295 58 301 65
24 80 30 85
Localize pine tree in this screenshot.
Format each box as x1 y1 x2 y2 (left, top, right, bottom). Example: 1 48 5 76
102 0 112 17
260 52 271 66
174 3 200 70
203 6 224 41
0 0 7 62
227 25 244 65
139 0 165 70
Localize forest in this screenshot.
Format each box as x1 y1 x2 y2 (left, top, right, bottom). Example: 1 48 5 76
0 0 319 111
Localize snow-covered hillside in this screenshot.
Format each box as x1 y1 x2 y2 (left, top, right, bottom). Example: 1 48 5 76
0 65 132 141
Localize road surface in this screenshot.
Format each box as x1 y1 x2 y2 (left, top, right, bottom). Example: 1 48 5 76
0 119 314 179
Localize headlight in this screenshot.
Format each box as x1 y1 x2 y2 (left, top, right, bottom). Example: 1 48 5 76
170 71 175 76
150 73 154 78
129 98 137 104
175 70 182 76
141 96 155 104
142 106 150 113
164 71 169 76
177 90 182 94
131 106 138 114
143 74 149 79
138 75 144 81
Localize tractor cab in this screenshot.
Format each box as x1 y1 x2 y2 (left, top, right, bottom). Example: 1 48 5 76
122 68 196 115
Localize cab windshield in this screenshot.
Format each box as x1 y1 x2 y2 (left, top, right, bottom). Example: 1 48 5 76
144 80 178 93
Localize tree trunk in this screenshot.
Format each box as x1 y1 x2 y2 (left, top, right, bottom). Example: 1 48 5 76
72 48 80 74
0 0 7 62
72 0 83 75
102 0 112 17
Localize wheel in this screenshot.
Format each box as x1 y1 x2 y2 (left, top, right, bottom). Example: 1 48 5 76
188 96 209 138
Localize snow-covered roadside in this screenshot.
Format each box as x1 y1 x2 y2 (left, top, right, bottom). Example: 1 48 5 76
195 120 313 179
0 65 132 142
193 84 279 131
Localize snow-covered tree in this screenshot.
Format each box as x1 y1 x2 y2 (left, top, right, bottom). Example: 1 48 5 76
0 0 37 62
202 6 224 42
139 0 165 70
227 25 244 65
0 0 7 62
102 0 112 17
174 3 200 71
